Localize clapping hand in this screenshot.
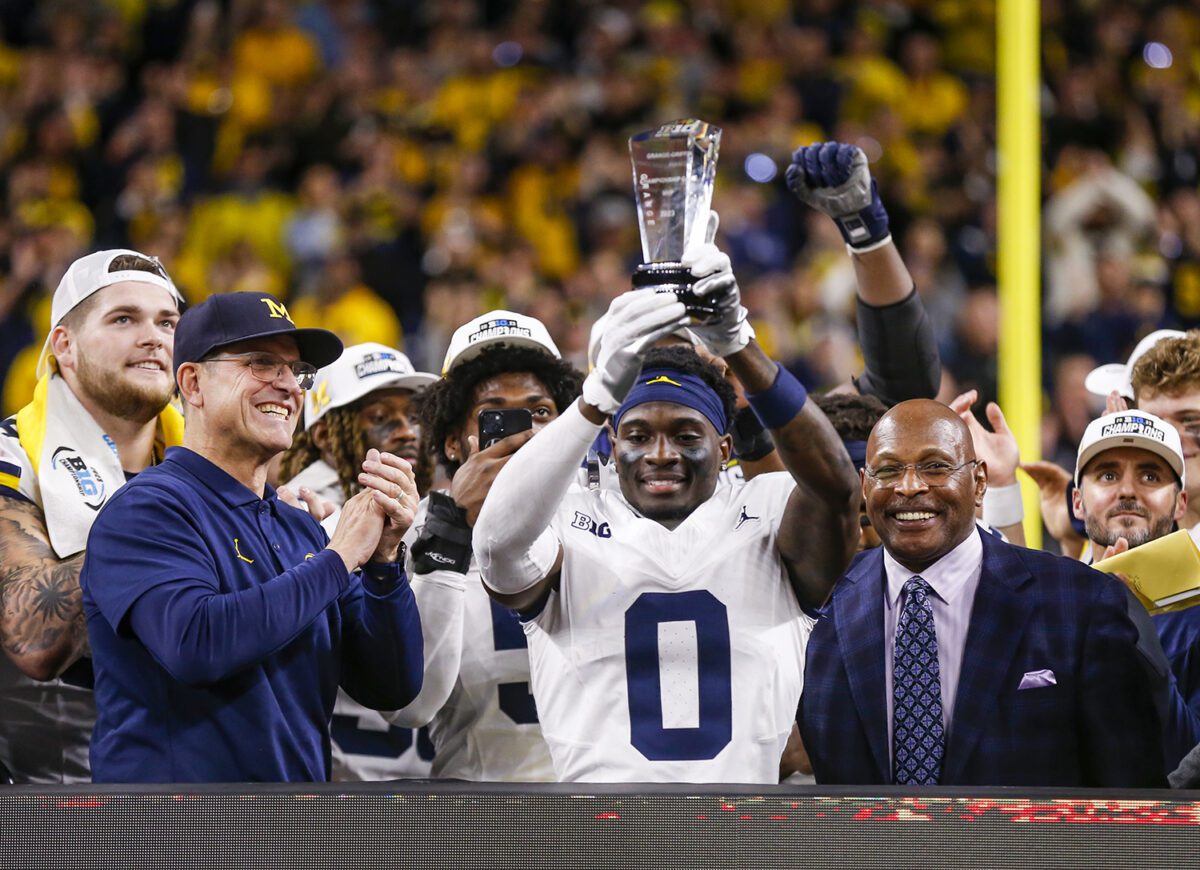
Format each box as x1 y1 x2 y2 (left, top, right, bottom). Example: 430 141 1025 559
1019 460 1085 555
357 448 420 563
276 484 337 521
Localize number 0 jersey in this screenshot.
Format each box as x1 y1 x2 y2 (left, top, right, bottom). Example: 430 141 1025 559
526 471 812 783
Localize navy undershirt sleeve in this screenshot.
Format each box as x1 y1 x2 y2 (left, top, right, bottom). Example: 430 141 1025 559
337 561 424 710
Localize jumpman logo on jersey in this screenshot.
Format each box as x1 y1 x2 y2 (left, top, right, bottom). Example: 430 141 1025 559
735 505 760 530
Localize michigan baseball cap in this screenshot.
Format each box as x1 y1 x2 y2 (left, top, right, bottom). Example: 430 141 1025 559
173 292 343 377
1075 410 1186 487
37 249 185 376
1084 329 1187 399
305 342 437 429
441 310 560 374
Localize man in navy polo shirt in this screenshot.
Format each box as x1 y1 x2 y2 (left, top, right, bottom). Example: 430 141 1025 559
81 292 424 783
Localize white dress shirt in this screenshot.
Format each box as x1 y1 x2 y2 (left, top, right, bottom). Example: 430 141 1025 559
883 527 984 764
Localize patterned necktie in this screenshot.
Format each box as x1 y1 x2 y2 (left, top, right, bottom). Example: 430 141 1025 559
892 575 944 785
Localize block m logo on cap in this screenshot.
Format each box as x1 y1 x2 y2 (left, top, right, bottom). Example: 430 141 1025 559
310 380 331 414
261 298 293 322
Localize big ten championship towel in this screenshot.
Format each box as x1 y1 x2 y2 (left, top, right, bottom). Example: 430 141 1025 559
12 375 183 557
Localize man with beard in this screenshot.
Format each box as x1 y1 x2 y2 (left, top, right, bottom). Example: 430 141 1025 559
0 249 184 782
277 342 438 780
1072 409 1200 768
800 399 1166 786
1025 335 1200 758
0 250 184 783
1074 410 1189 552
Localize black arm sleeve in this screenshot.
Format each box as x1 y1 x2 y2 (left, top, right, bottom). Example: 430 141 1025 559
853 287 941 406
730 405 776 462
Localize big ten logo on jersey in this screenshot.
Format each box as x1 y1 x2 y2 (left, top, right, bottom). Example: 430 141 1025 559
50 447 106 510
490 599 539 725
570 511 611 538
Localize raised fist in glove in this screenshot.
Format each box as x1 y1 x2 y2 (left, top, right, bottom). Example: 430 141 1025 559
785 141 891 251
681 230 755 358
583 290 689 414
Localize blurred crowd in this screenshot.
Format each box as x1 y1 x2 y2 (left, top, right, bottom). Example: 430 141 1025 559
1 0 1198 474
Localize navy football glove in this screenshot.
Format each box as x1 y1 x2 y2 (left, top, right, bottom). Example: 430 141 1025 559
785 142 891 251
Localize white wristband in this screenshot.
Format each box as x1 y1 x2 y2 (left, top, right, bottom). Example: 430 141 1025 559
983 482 1024 528
845 233 893 256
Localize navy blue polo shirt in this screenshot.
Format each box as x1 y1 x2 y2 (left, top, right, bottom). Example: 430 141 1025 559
81 447 423 783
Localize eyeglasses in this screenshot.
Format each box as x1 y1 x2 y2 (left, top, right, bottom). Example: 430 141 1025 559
205 352 318 390
864 459 979 487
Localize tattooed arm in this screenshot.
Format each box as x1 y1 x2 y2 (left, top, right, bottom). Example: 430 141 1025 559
0 498 89 681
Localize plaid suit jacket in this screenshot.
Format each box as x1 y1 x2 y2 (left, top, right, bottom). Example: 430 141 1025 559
799 528 1167 787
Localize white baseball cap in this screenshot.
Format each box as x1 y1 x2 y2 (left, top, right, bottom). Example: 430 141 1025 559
1075 410 1186 487
1084 329 1187 399
305 342 437 429
441 310 560 374
37 249 185 376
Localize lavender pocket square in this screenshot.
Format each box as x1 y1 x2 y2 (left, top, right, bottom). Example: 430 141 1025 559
1018 669 1057 690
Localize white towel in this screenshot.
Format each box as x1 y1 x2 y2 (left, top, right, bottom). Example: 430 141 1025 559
16 374 183 558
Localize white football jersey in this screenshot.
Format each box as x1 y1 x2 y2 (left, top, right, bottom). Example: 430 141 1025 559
424 568 555 781
329 694 434 780
385 494 555 782
282 462 433 780
527 471 811 783
0 415 93 783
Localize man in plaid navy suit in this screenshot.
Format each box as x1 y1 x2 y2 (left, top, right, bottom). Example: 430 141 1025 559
799 399 1167 786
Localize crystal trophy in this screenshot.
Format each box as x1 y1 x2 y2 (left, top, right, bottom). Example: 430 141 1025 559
629 119 722 318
